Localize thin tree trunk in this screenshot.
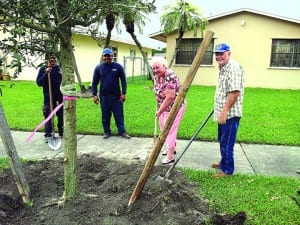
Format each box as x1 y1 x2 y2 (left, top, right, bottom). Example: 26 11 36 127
60 27 79 201
128 30 214 206
129 32 154 82
87 20 113 89
168 32 184 68
105 30 112 48
105 13 115 48
71 50 85 92
0 102 30 203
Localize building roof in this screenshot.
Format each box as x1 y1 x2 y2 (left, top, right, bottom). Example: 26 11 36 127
208 8 300 23
73 25 166 51
148 8 300 42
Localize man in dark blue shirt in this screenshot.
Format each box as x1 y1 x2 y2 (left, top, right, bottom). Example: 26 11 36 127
36 55 63 142
92 48 131 139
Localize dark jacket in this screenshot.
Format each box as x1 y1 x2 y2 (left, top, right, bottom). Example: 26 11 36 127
91 62 127 97
36 64 63 105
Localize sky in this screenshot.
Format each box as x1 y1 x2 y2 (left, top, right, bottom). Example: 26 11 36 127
144 0 300 35
108 0 299 50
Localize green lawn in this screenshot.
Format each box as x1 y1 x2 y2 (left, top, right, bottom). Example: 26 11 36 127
186 170 300 225
0 80 299 225
1 80 300 146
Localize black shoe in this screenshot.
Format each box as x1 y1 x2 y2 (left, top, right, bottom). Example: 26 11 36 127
120 133 131 139
103 133 111 139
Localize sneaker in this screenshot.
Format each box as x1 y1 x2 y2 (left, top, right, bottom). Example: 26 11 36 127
162 157 175 164
103 133 111 139
120 133 131 139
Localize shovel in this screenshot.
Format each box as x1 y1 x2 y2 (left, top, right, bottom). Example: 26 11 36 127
153 105 159 144
155 109 214 183
47 72 62 151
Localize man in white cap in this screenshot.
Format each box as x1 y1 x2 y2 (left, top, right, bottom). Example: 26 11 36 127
211 43 245 178
92 48 131 139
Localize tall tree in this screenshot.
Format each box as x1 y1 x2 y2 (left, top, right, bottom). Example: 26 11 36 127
97 0 156 81
104 12 116 48
85 0 157 89
160 0 208 67
122 0 156 81
0 0 155 204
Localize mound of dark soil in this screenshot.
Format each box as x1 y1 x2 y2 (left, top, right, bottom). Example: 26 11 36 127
0 154 246 225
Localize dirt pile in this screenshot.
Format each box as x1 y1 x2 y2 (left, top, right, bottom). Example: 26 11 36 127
0 154 246 225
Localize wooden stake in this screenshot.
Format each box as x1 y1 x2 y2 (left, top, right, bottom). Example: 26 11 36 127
153 105 158 143
0 102 31 203
128 30 214 206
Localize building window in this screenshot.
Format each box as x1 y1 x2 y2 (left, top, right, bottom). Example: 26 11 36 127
130 48 136 61
270 39 300 68
111 47 118 62
175 38 214 65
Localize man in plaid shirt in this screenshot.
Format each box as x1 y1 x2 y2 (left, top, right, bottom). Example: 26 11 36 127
211 43 245 178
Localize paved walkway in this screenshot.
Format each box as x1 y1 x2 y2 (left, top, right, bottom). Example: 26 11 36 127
1 131 300 178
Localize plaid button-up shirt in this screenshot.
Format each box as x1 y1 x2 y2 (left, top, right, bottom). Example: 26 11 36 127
214 59 245 120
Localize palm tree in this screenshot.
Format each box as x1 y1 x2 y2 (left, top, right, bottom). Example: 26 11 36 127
121 0 156 81
86 0 155 90
103 0 119 49
84 7 115 91
160 0 208 67
104 12 115 48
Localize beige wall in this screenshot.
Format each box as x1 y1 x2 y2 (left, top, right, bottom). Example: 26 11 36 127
3 33 152 82
166 12 300 89
73 34 152 82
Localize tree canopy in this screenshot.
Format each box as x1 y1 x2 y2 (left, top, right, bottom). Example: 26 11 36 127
0 0 156 202
0 0 156 70
160 0 208 67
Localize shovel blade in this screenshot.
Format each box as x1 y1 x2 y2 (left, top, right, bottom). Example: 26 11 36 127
48 137 62 151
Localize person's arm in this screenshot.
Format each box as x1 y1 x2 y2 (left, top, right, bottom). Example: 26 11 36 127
218 90 240 124
119 64 127 102
92 65 100 104
156 89 176 118
36 66 48 86
120 66 127 95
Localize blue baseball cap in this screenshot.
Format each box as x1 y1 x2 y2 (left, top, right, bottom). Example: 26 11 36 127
102 48 113 56
214 43 230 53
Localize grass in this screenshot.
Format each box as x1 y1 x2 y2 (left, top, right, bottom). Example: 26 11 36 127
0 158 9 169
185 169 300 225
1 80 300 145
0 79 299 224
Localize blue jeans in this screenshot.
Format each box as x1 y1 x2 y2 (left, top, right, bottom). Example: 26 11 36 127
218 117 240 175
100 95 126 135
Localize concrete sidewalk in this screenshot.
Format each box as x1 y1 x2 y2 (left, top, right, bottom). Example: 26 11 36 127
1 131 300 178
